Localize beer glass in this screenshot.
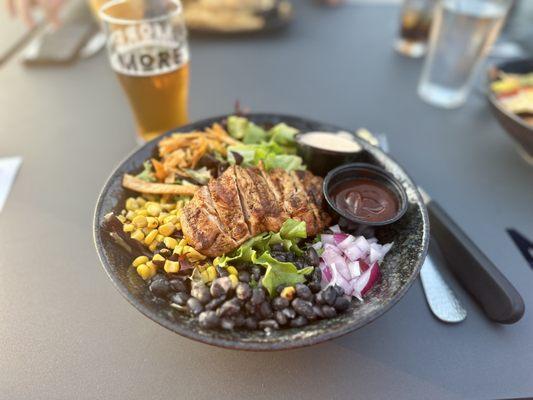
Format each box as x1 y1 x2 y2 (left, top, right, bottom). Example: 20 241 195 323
395 0 437 58
99 0 190 142
418 0 511 109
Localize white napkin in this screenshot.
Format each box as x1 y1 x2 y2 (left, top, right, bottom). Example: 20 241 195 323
0 157 22 213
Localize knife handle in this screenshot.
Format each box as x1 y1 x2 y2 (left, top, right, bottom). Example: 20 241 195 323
427 200 525 324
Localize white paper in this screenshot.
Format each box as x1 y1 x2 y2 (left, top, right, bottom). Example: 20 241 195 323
0 157 22 213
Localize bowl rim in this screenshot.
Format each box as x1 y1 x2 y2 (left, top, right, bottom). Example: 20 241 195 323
486 58 533 135
295 131 363 156
93 113 429 351
323 162 409 226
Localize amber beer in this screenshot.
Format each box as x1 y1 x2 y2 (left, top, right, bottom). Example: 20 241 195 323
100 0 189 141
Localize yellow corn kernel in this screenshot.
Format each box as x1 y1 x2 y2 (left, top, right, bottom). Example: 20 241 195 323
153 254 165 262
280 286 296 300
226 266 238 276
123 223 134 233
169 209 177 215
164 260 180 273
131 230 145 242
132 256 149 267
156 234 164 242
147 203 161 217
229 274 239 288
206 265 217 281
117 215 126 223
144 229 158 245
174 221 181 230
136 264 155 280
136 197 146 206
142 227 150 235
163 215 178 224
148 241 158 252
197 264 206 272
148 263 157 277
184 246 206 262
158 223 175 237
125 198 139 211
132 215 147 228
163 237 178 250
136 209 149 217
125 210 136 221
200 270 209 283
146 217 158 229
162 203 174 211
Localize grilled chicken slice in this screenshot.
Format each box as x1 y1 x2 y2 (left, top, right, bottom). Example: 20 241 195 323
181 165 331 257
234 167 287 235
180 186 237 257
208 166 250 244
268 168 319 236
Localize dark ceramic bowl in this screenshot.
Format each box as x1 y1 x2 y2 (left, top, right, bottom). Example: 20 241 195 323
323 163 409 227
93 113 429 351
295 132 363 177
487 58 533 163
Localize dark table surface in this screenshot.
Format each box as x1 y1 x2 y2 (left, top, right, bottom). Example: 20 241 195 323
1 1 532 399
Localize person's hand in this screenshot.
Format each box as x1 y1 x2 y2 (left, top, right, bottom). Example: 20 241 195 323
6 0 66 27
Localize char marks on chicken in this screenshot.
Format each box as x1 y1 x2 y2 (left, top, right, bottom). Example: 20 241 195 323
180 166 331 257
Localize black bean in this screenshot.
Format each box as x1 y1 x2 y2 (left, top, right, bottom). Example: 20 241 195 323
205 296 226 311
191 284 211 304
308 281 321 293
236 283 252 301
220 318 235 330
149 277 171 298
233 314 246 328
321 305 337 318
282 307 296 319
159 248 171 258
244 316 258 330
271 244 284 252
294 260 306 270
312 267 322 284
187 297 203 315
152 259 165 268
285 252 297 263
295 283 313 301
238 271 250 283
259 319 279 330
251 266 261 281
312 305 324 319
292 298 315 319
290 316 308 328
305 247 320 267
334 285 345 297
259 302 273 320
170 292 189 306
276 284 286 295
270 251 287 262
315 291 326 305
210 277 232 298
216 298 241 317
216 266 229 277
323 287 337 306
275 310 288 326
169 253 180 262
272 296 289 310
334 297 351 312
169 278 187 293
198 311 219 329
244 301 256 315
251 287 266 306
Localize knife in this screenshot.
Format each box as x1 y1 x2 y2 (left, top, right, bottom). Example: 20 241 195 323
357 129 525 324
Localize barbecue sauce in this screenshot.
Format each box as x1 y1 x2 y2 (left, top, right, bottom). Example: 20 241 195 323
331 178 398 223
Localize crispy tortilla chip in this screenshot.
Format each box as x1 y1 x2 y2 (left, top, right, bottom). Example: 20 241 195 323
123 174 198 195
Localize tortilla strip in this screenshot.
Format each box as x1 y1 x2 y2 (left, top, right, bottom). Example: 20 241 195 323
122 174 198 195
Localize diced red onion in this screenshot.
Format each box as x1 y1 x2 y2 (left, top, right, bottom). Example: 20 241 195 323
320 234 335 245
329 224 341 233
334 233 350 245
353 262 380 300
347 260 361 279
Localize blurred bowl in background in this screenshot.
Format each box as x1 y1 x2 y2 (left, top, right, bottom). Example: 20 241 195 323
487 58 533 164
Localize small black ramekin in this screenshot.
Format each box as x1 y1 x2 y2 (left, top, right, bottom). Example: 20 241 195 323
295 132 363 177
323 163 408 227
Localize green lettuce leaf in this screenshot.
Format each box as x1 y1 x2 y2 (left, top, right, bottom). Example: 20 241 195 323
279 219 307 240
183 167 212 185
136 161 156 182
257 253 313 296
268 123 299 146
227 143 305 171
227 115 268 144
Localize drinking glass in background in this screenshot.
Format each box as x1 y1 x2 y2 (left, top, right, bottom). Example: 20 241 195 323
99 0 190 142
418 0 512 109
395 0 437 58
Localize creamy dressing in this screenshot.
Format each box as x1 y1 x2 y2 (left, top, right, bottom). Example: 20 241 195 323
298 132 362 153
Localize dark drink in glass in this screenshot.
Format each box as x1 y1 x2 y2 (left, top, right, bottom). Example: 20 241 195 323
395 0 437 58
